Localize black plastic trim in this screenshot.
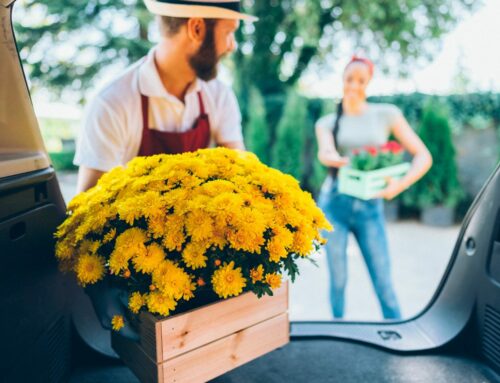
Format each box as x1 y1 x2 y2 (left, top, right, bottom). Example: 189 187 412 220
0 167 56 194
291 164 500 352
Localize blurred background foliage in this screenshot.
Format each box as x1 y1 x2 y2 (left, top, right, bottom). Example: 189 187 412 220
15 0 477 102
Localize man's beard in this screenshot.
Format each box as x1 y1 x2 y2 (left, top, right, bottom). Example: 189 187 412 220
189 25 220 81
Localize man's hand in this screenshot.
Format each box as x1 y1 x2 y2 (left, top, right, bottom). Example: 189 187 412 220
84 282 140 342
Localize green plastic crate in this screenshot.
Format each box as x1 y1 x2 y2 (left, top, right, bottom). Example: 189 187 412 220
338 162 411 200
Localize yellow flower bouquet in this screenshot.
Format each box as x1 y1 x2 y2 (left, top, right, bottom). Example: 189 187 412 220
55 148 331 324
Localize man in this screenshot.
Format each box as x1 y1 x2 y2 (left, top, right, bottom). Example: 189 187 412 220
74 0 257 193
73 0 257 341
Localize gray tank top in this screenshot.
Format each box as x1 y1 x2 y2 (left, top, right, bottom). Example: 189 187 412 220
315 103 402 157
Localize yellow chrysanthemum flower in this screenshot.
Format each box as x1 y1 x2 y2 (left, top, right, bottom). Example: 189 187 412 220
182 241 208 270
116 197 144 225
110 228 148 274
111 315 125 331
162 215 186 251
79 240 100 255
265 273 282 289
55 241 73 261
75 254 105 286
211 261 247 299
152 260 194 300
55 147 333 317
128 292 146 314
292 227 316 256
132 243 165 274
103 228 117 244
250 265 264 283
185 210 214 242
148 214 167 239
146 292 177 317
267 226 294 263
109 250 131 275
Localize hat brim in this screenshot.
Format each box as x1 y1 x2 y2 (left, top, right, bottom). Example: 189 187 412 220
144 0 258 22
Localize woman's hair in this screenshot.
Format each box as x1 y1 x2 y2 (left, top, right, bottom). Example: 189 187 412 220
332 100 343 145
330 100 344 178
344 55 374 77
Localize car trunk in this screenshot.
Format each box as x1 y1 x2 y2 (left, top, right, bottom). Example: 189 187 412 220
1 1 72 382
1 0 500 382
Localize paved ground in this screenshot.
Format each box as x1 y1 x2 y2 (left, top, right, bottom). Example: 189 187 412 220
289 221 459 321
57 171 461 322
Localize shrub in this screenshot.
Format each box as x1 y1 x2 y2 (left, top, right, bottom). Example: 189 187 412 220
402 101 464 209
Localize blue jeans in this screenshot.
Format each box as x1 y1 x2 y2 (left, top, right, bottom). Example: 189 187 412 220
317 176 401 320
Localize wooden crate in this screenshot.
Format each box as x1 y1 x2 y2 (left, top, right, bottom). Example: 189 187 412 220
338 162 411 200
112 282 289 383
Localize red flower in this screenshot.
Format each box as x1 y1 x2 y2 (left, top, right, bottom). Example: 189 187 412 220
365 146 378 156
388 141 403 154
352 149 360 156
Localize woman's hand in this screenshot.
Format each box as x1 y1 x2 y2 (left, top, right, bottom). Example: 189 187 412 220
318 151 350 168
375 177 406 200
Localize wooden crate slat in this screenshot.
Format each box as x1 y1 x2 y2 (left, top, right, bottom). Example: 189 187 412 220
142 283 288 362
112 312 289 383
112 331 161 383
161 312 289 383
138 311 163 369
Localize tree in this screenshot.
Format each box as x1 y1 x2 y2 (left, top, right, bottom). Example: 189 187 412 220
451 48 473 94
243 87 271 165
271 92 307 181
13 0 153 102
14 0 477 103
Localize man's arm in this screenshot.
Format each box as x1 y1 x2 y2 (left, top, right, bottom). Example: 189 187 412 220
73 94 126 193
76 166 105 193
218 140 246 151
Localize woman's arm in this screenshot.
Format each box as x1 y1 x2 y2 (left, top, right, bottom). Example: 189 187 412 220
315 122 350 168
376 114 433 200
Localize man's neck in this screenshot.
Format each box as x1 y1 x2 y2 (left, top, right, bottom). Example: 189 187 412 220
154 40 196 102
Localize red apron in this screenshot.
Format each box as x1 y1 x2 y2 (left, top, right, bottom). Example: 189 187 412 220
137 91 211 156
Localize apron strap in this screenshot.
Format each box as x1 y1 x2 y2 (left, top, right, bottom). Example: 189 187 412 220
197 91 206 115
141 94 149 130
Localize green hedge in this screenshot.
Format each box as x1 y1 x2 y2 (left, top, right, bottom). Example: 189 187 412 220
241 91 500 198
368 92 500 132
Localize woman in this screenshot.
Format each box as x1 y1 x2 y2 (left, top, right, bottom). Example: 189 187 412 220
315 56 432 319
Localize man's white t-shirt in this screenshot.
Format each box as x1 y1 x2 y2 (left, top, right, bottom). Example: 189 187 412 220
74 48 243 172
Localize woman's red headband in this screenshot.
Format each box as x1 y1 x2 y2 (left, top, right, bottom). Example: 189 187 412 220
346 55 375 77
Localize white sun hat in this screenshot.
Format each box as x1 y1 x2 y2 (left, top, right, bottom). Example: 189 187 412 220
144 0 258 22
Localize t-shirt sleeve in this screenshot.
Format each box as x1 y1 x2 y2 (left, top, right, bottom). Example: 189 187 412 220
382 104 403 131
73 96 126 172
214 86 243 144
315 113 336 132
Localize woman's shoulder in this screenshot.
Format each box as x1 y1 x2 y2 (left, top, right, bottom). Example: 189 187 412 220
368 102 403 126
316 113 337 131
